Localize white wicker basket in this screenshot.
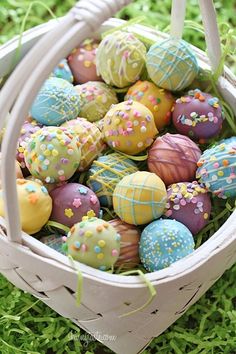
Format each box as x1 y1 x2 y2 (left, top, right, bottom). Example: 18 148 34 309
0 1 235 353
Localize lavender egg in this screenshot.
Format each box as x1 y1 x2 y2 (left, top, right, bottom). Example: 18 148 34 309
50 183 100 228
165 181 211 235
172 89 223 142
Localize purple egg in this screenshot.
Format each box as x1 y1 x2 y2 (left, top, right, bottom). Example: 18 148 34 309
50 183 100 227
165 181 211 235
172 89 223 142
16 120 42 173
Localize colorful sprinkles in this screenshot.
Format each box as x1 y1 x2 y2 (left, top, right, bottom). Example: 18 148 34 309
66 212 120 270
24 126 81 183
196 137 236 198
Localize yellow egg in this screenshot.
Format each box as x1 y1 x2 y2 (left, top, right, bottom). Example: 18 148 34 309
113 171 167 225
0 179 52 234
62 118 105 172
125 80 174 130
103 100 158 155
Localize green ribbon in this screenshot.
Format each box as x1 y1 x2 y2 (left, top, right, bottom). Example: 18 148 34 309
119 269 156 318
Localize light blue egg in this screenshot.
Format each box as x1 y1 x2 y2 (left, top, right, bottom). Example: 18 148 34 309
51 59 74 83
196 137 236 198
31 77 80 126
87 153 138 207
139 219 194 272
146 38 199 91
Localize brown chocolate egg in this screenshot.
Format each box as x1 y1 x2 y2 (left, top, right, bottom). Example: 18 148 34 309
148 133 202 186
109 218 141 270
67 38 102 84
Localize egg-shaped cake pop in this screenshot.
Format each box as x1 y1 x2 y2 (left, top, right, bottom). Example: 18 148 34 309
139 219 195 272
24 126 81 183
196 137 236 198
165 181 211 235
62 117 105 171
103 100 158 155
75 81 118 122
16 120 42 171
172 89 223 142
66 212 120 271
146 38 199 91
31 77 80 126
96 31 146 88
109 218 140 270
113 171 167 225
51 59 73 83
125 80 174 130
87 153 138 207
67 38 102 84
50 183 100 228
0 179 52 234
148 133 202 185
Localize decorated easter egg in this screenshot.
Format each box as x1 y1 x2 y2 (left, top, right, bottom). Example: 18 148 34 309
67 38 102 84
172 89 223 142
125 80 174 130
109 218 140 270
50 183 100 228
0 179 52 234
146 38 199 91
87 153 138 207
24 126 81 183
62 117 105 171
113 171 167 225
30 77 80 126
96 31 146 88
16 120 42 171
165 181 211 234
139 219 195 272
66 212 120 270
196 137 236 198
51 59 73 83
103 100 158 155
148 133 202 185
75 81 118 122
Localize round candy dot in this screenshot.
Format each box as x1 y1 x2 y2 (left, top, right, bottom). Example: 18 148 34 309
218 170 224 176
111 249 119 257
96 225 103 232
203 213 209 219
75 241 81 248
116 233 121 241
213 162 219 168
97 253 104 260
222 159 229 166
98 240 106 248
85 231 93 237
94 246 101 253
81 244 87 252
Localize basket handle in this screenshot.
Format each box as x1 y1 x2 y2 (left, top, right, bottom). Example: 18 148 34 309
170 0 222 72
0 0 132 243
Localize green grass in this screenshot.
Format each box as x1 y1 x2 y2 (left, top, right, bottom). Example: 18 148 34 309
0 1 236 353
